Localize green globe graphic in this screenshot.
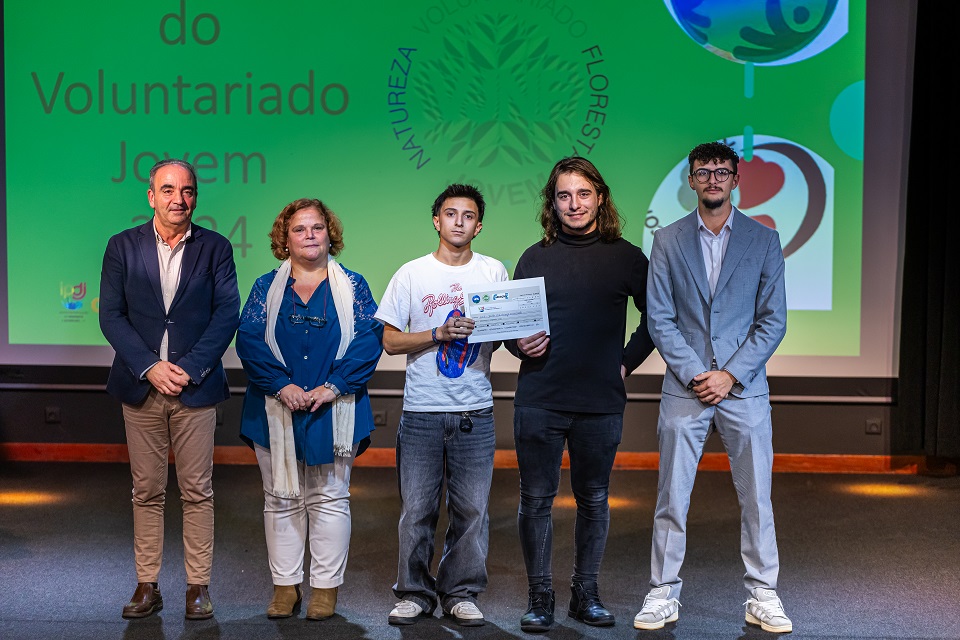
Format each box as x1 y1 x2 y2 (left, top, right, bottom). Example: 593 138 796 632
668 0 840 64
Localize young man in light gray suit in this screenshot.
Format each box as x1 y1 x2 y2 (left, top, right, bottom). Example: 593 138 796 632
634 142 791 634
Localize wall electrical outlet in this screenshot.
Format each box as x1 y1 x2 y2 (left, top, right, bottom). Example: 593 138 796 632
44 406 62 424
373 410 387 426
865 418 882 435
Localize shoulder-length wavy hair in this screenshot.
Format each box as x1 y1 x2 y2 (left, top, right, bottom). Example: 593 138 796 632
537 156 623 246
269 198 344 261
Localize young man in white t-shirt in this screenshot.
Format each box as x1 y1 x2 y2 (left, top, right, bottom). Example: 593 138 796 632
375 184 508 627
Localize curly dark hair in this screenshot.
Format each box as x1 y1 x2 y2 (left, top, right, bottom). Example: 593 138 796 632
268 198 344 261
688 141 739 174
537 156 623 246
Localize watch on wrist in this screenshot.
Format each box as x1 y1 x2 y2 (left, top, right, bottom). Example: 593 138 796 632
323 381 341 397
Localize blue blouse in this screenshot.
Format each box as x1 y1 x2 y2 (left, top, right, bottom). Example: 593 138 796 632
237 266 383 466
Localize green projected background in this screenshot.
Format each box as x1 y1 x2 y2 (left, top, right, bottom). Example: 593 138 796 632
4 0 864 357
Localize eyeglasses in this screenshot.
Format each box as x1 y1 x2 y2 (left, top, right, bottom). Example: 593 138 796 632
288 283 328 329
289 314 327 328
459 412 473 433
691 168 736 183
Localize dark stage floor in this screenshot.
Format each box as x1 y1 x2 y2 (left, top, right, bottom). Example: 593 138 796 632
1 461 958 639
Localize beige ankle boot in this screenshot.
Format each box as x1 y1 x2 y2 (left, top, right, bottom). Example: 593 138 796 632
306 587 338 620
266 585 302 618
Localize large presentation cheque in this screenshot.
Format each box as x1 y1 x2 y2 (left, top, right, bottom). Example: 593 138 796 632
464 278 550 344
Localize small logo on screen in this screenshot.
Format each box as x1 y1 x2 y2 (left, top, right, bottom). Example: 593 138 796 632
60 282 86 310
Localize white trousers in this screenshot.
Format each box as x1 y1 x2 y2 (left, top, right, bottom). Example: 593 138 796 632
255 444 357 588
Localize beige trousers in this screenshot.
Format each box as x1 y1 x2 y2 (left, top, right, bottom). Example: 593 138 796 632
123 388 216 584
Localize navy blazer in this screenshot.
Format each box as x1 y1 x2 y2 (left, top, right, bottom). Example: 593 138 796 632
100 220 240 407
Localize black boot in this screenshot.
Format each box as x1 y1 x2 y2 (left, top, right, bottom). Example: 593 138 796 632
568 581 615 627
520 588 555 633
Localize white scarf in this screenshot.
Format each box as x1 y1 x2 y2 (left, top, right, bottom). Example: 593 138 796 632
263 257 356 498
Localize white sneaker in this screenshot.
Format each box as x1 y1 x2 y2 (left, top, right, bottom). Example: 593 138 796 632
633 586 681 630
745 588 793 633
448 601 485 626
388 599 425 625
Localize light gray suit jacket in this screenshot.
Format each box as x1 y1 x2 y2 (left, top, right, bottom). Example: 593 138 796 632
647 208 786 399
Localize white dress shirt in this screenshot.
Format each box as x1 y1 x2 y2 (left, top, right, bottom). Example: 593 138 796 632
697 211 733 299
155 222 191 361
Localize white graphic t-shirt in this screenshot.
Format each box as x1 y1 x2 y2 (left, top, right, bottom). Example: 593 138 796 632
375 252 508 412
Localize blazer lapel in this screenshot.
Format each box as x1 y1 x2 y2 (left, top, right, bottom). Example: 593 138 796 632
171 224 201 310
675 210 711 304
137 221 164 309
713 208 755 297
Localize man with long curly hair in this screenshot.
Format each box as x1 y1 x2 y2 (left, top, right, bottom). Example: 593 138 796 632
506 157 655 632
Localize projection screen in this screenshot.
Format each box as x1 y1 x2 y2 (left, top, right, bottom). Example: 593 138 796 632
1 0 912 383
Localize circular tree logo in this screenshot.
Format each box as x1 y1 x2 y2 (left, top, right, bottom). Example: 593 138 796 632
414 14 582 168
383 2 608 180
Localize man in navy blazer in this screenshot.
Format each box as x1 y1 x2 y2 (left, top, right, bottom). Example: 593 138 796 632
100 159 239 621
634 142 791 634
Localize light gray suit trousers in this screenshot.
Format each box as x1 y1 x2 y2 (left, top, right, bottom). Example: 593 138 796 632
646 209 787 598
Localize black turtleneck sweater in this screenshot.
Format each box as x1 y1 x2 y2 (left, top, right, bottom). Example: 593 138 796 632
507 229 655 414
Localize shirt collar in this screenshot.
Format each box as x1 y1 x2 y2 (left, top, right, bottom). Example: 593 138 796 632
154 221 192 247
697 210 734 235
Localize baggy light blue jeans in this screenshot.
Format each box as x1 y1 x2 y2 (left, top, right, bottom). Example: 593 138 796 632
393 408 495 613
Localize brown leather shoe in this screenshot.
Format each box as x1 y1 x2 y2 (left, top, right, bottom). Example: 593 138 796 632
306 587 337 621
185 584 214 620
266 584 302 618
122 582 163 619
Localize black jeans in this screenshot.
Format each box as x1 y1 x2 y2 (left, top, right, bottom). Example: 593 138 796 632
513 406 623 590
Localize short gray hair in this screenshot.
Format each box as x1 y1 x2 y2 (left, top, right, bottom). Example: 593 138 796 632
148 159 198 191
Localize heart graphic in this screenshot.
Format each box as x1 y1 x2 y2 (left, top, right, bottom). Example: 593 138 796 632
737 156 784 209
750 214 777 230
